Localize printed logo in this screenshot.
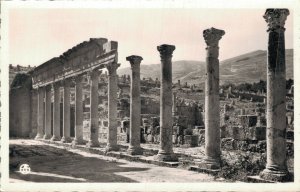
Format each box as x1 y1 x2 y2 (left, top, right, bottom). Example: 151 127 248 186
19 164 31 175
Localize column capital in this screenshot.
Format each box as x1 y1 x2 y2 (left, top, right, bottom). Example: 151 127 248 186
45 84 52 91
203 27 225 47
37 85 45 91
87 68 102 80
157 44 175 58
126 55 143 68
106 62 120 75
72 73 85 84
62 78 72 87
263 9 289 32
52 81 61 90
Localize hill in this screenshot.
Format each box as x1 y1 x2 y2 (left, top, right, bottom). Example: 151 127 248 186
117 49 293 87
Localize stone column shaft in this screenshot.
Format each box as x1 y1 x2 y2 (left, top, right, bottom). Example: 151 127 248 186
61 79 72 143
51 82 61 141
43 85 52 139
86 69 101 147
106 63 120 151
201 27 225 169
155 44 177 161
260 9 291 182
126 55 143 155
72 75 85 145
35 87 45 140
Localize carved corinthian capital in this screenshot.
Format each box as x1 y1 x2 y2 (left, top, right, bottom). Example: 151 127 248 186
157 44 175 60
87 69 102 81
126 55 143 69
203 27 225 47
263 9 289 32
106 62 120 75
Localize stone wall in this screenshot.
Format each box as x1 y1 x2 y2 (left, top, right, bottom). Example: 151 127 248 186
9 86 32 137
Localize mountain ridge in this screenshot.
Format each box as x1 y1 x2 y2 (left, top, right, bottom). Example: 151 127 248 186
117 49 293 87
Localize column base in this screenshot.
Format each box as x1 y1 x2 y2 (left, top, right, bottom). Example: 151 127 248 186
60 136 72 143
35 133 44 140
127 146 143 155
197 157 221 170
71 138 86 146
259 167 292 182
105 144 119 152
43 134 52 140
154 151 178 162
86 140 100 148
50 135 61 141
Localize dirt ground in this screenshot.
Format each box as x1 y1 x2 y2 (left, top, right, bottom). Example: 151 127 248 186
9 139 216 183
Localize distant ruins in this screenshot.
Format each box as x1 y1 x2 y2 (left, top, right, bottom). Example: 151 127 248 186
9 9 293 182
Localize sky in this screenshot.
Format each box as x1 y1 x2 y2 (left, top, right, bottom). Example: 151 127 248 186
9 8 293 69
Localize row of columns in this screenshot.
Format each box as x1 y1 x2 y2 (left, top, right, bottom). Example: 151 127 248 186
34 8 290 182
35 64 120 152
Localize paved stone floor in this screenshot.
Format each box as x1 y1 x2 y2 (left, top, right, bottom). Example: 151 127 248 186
9 139 216 183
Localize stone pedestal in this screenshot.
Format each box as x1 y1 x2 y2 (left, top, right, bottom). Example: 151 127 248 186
259 9 291 182
43 85 52 139
51 82 61 141
86 69 101 148
200 27 225 169
126 55 143 155
105 63 120 151
72 75 85 145
61 79 72 143
155 44 178 162
35 86 45 140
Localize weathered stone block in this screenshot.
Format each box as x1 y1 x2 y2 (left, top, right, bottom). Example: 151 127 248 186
253 126 266 140
184 128 193 136
147 134 153 143
184 135 199 147
239 115 255 127
220 126 226 138
230 126 246 140
172 135 178 144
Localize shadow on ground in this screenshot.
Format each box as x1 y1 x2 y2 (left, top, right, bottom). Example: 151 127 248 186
9 144 150 182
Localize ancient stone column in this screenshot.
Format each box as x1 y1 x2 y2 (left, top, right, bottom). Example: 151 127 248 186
61 78 72 143
200 27 225 169
86 69 101 148
126 55 143 155
43 85 52 139
155 44 177 161
259 9 291 182
51 82 61 141
72 75 85 145
105 62 120 151
35 86 45 140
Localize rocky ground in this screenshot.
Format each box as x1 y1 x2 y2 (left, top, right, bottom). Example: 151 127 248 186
9 139 294 183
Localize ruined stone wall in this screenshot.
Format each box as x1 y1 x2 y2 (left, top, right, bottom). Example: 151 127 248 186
9 87 32 137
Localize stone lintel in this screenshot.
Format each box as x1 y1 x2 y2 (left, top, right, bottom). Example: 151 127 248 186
263 9 290 32
203 27 225 47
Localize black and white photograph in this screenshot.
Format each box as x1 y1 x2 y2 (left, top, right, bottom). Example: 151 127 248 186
0 0 299 191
